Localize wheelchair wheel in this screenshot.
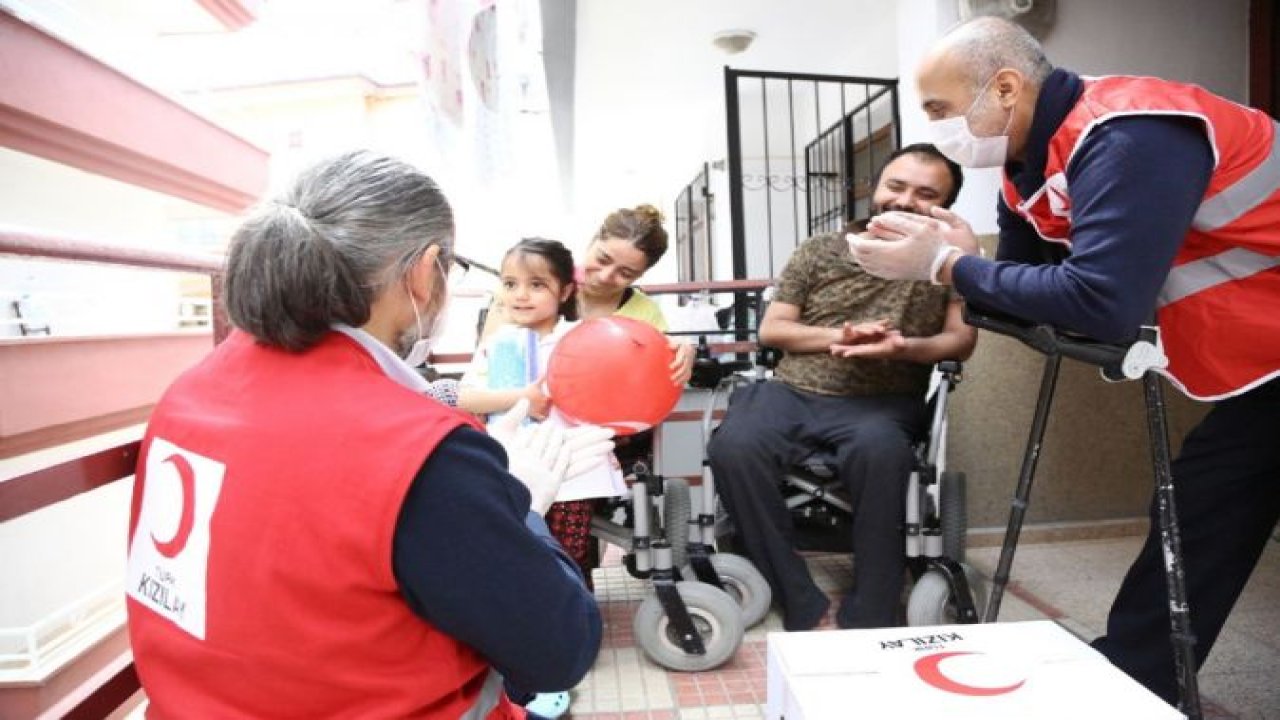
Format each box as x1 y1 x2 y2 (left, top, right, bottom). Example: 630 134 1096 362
906 563 987 626
663 477 692 569
634 581 744 672
940 471 967 561
680 553 772 628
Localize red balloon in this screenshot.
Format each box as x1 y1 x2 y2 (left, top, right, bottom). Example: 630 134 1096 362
547 317 681 435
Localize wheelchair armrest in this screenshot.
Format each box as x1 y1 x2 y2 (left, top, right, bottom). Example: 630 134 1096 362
936 359 962 375
756 345 782 370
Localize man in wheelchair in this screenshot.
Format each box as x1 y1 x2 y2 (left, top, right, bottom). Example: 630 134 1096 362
708 143 977 631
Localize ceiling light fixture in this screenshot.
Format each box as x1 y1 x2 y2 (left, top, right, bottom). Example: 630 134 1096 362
712 29 756 54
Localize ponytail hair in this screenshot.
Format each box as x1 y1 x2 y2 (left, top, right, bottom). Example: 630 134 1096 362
224 150 454 351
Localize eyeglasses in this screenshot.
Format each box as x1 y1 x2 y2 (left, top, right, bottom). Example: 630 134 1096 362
453 254 500 279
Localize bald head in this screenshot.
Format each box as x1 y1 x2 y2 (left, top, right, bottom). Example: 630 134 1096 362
928 17 1052 93
915 17 1053 163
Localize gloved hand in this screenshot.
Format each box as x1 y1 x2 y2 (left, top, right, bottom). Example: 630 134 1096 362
490 399 616 514
852 207 978 283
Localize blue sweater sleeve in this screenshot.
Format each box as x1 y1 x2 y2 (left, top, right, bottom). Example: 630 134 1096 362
953 115 1214 342
392 425 602 692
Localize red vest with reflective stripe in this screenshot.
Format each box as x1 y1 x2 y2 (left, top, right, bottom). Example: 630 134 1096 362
1001 75 1280 400
126 330 522 719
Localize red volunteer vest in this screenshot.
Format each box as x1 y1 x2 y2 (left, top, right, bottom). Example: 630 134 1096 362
1001 75 1280 400
126 330 522 719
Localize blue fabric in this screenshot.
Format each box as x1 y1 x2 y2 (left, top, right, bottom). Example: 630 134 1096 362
391 426 601 692
489 327 539 390
486 326 540 427
951 69 1216 343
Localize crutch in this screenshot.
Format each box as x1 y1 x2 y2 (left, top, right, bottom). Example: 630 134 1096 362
963 305 1201 719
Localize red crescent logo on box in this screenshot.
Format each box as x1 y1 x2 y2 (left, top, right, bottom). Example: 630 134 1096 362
151 453 197 558
914 651 1026 696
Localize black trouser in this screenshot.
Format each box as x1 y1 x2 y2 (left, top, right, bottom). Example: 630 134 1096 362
707 381 925 631
1091 378 1280 704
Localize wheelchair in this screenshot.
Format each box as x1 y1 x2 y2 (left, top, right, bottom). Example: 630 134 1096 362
575 288 788 672
694 335 985 629
448 277 769 673
587 425 771 672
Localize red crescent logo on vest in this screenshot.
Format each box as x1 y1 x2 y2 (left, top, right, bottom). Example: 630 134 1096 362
913 651 1026 696
151 453 197 558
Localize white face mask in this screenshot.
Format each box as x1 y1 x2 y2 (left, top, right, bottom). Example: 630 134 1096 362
928 75 1014 168
399 257 451 368
400 300 433 368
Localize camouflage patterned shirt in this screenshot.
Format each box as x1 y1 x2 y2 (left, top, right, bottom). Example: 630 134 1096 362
772 232 952 397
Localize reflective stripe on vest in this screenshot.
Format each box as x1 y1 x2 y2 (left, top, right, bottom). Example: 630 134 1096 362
1193 120 1280 231
1157 117 1280 307
460 669 505 720
1159 247 1280 307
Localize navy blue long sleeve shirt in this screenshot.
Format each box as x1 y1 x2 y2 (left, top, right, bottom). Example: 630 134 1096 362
390 425 601 693
951 69 1216 343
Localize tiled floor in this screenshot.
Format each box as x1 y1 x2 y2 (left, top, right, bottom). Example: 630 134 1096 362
571 535 1280 719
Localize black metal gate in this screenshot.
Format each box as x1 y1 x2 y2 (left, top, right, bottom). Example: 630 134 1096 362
724 68 900 280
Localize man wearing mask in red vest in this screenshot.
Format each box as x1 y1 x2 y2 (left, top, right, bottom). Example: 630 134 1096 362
851 16 1280 707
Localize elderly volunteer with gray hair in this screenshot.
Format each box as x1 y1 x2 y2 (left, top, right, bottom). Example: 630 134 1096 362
125 150 612 718
851 16 1280 706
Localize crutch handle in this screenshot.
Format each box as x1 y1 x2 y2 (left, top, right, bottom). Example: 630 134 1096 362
962 304 1129 378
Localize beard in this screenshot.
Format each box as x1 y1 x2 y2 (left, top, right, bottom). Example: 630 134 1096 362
850 202 925 233
871 202 927 217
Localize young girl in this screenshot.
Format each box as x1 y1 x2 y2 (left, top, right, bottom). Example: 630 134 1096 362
458 238 599 581
478 204 694 384
459 237 576 421
459 237 589 720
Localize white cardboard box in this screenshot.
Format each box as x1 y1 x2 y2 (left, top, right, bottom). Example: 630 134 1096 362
766 620 1184 719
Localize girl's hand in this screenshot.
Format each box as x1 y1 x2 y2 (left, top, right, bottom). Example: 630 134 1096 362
522 382 552 421
668 339 694 387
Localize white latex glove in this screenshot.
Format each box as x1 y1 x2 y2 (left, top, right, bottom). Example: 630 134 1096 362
489 399 615 514
543 409 618 479
853 207 978 283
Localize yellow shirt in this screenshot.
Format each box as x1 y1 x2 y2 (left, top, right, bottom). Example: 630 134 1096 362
614 288 667 331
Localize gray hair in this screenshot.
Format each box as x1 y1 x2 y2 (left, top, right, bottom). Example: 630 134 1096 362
224 150 454 351
943 16 1053 92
